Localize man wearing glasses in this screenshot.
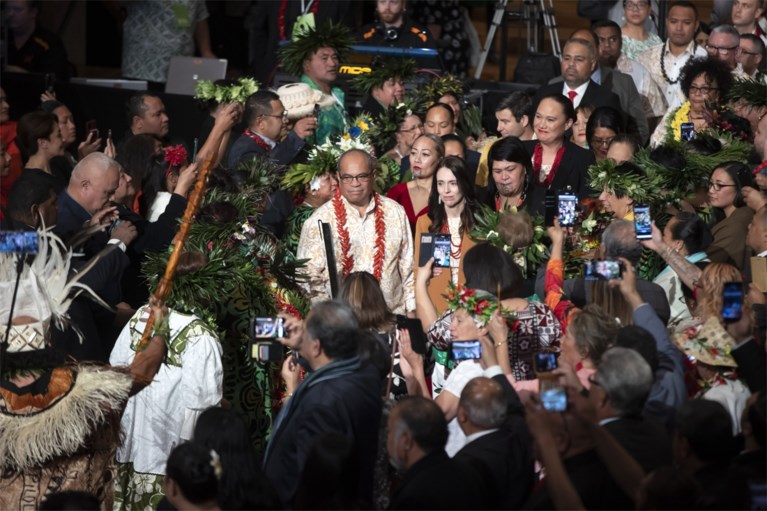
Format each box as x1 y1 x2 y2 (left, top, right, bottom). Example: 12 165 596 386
739 34 766 80
706 25 749 77
637 1 706 111
297 149 414 315
227 89 316 169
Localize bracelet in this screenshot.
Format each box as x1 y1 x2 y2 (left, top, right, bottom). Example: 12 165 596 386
495 340 506 347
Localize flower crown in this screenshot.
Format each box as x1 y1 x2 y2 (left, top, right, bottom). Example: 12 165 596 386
365 96 423 150
443 283 513 326
351 58 417 94
278 21 354 77
587 158 658 205
194 77 260 105
422 74 464 106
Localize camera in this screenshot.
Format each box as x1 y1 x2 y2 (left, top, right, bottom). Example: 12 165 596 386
251 317 285 339
248 340 286 363
583 260 624 280
450 340 482 360
249 317 287 362
534 352 558 374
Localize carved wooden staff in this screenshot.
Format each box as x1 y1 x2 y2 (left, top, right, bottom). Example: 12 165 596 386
134 149 219 353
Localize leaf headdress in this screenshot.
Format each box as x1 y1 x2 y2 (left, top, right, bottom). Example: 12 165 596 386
278 21 354 77
351 58 417 94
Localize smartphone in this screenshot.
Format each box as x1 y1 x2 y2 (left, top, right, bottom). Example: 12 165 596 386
44 73 55 92
0 231 39 253
540 387 568 412
722 282 744 322
251 317 285 339
633 204 652 240
584 259 624 280
534 352 558 374
680 122 695 142
557 193 578 227
396 315 428 354
450 340 482 360
432 234 451 268
313 103 320 118
249 340 285 362
544 194 557 227
85 119 98 139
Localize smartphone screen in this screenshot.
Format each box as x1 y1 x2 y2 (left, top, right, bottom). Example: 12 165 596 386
633 204 652 240
534 352 558 374
450 340 482 360
541 387 568 412
680 122 695 142
584 260 623 280
432 234 452 268
253 317 284 338
0 231 39 253
722 282 744 322
557 194 577 226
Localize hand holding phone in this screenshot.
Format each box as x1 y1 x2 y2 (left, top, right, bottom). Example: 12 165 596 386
633 204 652 240
557 194 578 227
722 282 744 322
450 340 482 360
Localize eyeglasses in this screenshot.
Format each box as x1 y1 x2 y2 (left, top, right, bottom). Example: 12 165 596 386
689 84 718 95
590 136 615 148
708 181 737 191
705 44 739 55
261 111 288 120
624 1 649 10
339 173 372 183
400 125 423 134
741 49 762 56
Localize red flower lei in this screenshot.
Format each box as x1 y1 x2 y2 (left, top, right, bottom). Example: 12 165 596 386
753 160 767 176
244 129 272 153
532 143 566 188
333 190 386 280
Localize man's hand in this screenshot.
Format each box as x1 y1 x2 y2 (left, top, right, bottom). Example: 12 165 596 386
281 355 301 395
174 163 198 197
111 220 138 245
78 130 102 160
89 205 119 228
214 102 242 132
293 116 318 140
278 314 304 350
40 90 57 102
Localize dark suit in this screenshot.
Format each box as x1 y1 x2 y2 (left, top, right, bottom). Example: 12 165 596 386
263 358 383 508
522 139 596 218
389 450 489 510
227 130 306 169
732 339 766 394
54 190 110 259
453 373 536 509
602 416 672 472
533 79 622 115
600 66 649 143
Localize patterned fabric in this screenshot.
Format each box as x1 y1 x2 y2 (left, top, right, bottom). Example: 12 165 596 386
111 308 223 477
544 258 576 333
653 252 708 332
410 1 469 77
427 300 561 382
301 75 347 145
297 193 415 314
621 33 662 60
616 54 667 118
122 0 209 83
114 463 165 511
636 40 707 111
283 203 315 255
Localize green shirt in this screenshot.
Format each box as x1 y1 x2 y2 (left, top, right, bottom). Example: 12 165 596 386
301 75 348 145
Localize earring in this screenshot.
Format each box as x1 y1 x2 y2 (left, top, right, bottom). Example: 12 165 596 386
438 196 442 204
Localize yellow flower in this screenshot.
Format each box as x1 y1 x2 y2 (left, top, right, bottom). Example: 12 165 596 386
669 102 691 141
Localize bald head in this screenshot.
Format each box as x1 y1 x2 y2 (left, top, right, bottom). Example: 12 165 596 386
458 377 507 432
68 152 121 215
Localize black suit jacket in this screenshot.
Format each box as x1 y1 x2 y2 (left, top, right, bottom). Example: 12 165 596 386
533 79 622 114
732 339 766 393
389 450 490 510
522 139 596 218
227 130 306 169
263 360 383 508
602 416 672 472
453 373 535 509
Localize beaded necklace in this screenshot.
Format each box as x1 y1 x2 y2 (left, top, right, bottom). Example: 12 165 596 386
660 42 696 85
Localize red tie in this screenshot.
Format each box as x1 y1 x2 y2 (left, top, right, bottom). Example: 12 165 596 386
567 90 578 104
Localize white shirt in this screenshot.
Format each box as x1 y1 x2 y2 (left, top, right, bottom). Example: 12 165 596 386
562 81 590 109
464 428 500 445
636 40 707 111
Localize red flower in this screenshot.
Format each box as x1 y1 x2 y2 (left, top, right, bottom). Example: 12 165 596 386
164 144 188 167
511 321 521 333
207 241 214 250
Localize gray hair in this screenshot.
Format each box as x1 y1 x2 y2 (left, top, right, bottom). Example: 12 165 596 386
596 347 653 416
602 220 643 266
414 133 446 160
565 37 597 61
70 152 121 181
710 24 741 43
459 377 507 429
305 300 360 360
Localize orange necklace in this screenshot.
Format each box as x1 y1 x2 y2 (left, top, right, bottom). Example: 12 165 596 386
441 220 462 259
333 190 387 280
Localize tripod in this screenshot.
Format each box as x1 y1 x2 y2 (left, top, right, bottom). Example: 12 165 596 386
473 0 561 80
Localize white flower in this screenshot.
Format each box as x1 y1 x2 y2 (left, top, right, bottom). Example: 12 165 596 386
309 176 322 191
487 230 499 239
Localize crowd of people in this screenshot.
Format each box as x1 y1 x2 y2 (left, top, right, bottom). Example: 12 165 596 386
1 0 767 510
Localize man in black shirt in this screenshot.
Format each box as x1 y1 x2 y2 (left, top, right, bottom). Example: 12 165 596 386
4 0 70 80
